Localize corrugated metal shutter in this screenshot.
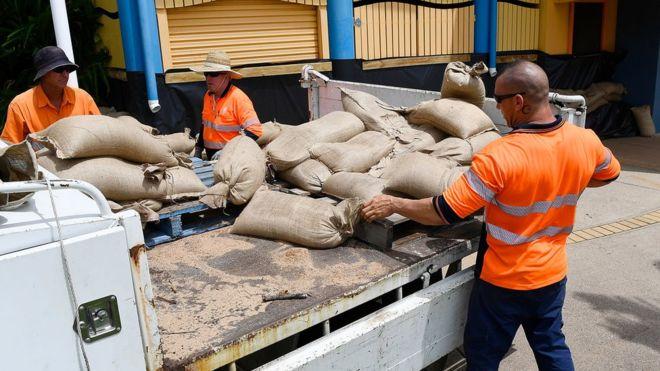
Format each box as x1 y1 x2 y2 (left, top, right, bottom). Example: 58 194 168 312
165 0 320 69
497 0 540 52
157 0 326 9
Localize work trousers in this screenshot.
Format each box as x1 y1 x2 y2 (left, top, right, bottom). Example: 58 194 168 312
464 277 574 371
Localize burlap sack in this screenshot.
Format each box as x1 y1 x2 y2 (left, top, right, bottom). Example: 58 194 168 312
405 98 495 139
278 159 332 194
200 136 266 208
0 141 40 210
440 61 488 107
438 166 469 192
322 172 389 201
35 115 185 167
340 88 417 141
631 105 656 137
383 152 458 198
116 115 160 135
424 130 501 165
159 131 196 154
264 111 364 171
232 189 361 249
107 199 163 223
392 124 446 156
309 131 395 173
257 121 293 146
37 153 206 201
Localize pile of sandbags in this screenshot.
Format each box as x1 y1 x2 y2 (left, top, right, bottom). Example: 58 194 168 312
200 136 266 208
232 188 361 249
553 82 627 113
264 111 364 171
440 61 488 107
309 131 395 173
404 98 496 139
322 172 390 201
34 115 206 215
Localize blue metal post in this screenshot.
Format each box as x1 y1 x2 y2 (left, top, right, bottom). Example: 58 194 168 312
135 0 164 112
327 0 355 59
116 0 144 72
488 0 498 76
474 0 489 55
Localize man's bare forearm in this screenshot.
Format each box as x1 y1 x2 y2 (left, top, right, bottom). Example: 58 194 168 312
392 197 448 225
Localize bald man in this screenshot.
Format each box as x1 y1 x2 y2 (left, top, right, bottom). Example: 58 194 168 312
362 60 620 370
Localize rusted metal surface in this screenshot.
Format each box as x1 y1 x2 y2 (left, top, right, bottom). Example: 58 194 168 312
147 220 481 370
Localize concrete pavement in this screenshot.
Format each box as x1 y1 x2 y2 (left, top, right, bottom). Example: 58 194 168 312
499 136 660 370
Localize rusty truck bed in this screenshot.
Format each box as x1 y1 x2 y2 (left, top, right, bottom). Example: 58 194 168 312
146 220 481 369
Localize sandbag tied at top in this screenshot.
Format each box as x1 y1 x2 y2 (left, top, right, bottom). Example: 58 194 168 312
309 131 395 173
200 136 266 209
115 115 160 135
0 141 40 210
37 152 206 202
278 159 332 194
383 152 459 199
440 61 488 108
34 115 186 167
231 189 362 249
423 130 501 165
264 111 364 171
322 172 390 202
257 121 294 146
404 98 496 139
340 88 418 140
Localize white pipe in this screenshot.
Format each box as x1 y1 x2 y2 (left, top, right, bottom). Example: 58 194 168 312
49 0 78 88
548 92 587 107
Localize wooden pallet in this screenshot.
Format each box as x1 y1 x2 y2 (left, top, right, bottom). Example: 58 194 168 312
143 200 242 248
191 157 215 187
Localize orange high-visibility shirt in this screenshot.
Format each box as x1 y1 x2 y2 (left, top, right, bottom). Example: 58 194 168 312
1 85 100 143
201 86 262 150
442 118 620 290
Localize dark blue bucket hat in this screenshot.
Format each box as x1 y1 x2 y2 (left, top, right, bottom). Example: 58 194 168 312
33 46 79 81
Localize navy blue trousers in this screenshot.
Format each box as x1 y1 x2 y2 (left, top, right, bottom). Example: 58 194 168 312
464 277 574 371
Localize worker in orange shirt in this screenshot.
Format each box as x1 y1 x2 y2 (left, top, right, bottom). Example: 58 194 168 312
362 60 620 371
1 46 100 144
191 50 262 160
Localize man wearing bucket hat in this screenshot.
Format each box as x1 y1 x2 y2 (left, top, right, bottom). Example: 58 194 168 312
192 50 262 160
1 46 100 144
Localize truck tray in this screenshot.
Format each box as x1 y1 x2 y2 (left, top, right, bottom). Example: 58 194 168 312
145 219 481 369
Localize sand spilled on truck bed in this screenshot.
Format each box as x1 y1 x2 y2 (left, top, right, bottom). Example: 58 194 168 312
146 228 397 367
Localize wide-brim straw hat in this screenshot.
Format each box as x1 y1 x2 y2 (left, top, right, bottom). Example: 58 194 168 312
191 50 242 79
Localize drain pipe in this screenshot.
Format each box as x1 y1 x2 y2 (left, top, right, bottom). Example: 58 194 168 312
49 0 78 87
135 0 161 113
489 0 498 76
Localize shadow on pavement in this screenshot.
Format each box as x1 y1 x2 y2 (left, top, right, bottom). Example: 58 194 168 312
573 289 660 355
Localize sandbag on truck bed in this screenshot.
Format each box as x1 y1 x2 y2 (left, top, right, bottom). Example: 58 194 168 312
159 131 196 154
405 98 495 139
0 141 39 210
383 152 458 199
322 172 389 201
440 61 488 107
423 130 501 164
200 136 266 208
34 115 186 167
232 189 361 249
310 131 395 173
257 121 293 146
264 111 364 171
37 153 206 201
278 159 332 194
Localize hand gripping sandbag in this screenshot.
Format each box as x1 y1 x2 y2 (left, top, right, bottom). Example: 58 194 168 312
37 152 206 201
383 152 458 199
0 141 40 210
232 189 362 249
404 98 496 139
309 131 395 173
34 115 186 167
440 61 488 107
200 136 266 209
322 172 389 201
278 159 332 194
424 130 501 165
264 111 364 171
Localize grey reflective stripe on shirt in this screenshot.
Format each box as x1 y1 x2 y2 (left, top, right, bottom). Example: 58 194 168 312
204 140 225 150
486 222 574 245
494 194 580 217
595 148 612 173
203 120 242 132
465 169 495 202
241 118 260 129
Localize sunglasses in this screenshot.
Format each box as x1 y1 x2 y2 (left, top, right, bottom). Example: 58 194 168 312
494 91 526 103
52 66 75 74
204 71 227 78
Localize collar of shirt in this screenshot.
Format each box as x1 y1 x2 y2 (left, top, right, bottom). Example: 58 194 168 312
510 115 564 134
35 84 74 110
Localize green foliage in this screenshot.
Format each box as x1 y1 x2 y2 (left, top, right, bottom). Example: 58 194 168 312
0 0 110 129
